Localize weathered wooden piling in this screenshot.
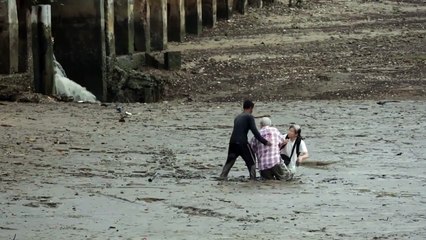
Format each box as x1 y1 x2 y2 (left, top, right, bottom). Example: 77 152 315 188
164 51 181 70
114 0 134 55
167 0 185 42
149 0 167 50
17 0 32 73
105 0 116 57
248 0 262 8
202 0 217 27
185 0 202 35
31 5 53 95
134 0 150 52
234 0 247 14
0 0 19 74
51 0 107 101
217 0 233 19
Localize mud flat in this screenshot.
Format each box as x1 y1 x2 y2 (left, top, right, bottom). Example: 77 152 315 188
1 100 425 239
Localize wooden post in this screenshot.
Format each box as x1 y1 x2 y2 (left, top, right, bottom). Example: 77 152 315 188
149 0 167 50
234 0 247 14
0 0 19 74
185 0 202 35
31 5 53 95
105 0 116 57
202 0 217 27
134 0 150 52
114 0 135 55
17 0 32 73
51 0 107 101
168 0 185 42
217 0 232 19
248 0 262 8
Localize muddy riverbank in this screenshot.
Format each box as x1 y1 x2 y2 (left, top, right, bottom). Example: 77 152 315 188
1 0 425 103
1 100 425 239
163 0 426 102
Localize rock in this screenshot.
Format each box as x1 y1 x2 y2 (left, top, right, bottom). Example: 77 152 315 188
23 202 40 208
116 105 123 113
32 147 45 152
377 100 400 105
108 66 164 103
164 51 182 71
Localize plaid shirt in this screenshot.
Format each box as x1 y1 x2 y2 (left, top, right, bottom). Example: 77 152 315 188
250 126 285 171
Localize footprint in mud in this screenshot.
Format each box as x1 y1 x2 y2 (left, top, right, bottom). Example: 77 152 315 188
175 126 214 131
188 162 217 170
300 160 338 169
319 177 343 184
22 196 62 208
172 205 232 219
173 169 206 179
136 197 165 203
213 125 233 129
352 188 419 198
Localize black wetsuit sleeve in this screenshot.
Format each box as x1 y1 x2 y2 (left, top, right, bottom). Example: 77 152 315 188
249 116 268 145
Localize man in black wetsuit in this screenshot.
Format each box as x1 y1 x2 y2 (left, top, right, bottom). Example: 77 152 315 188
219 100 271 180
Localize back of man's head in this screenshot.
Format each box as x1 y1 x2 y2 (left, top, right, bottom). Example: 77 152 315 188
260 117 272 127
243 100 254 110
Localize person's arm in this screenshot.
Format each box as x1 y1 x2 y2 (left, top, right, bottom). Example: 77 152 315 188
249 116 269 145
297 141 309 163
249 137 257 152
279 134 288 149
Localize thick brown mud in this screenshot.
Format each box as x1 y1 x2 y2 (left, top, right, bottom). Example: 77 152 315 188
1 101 425 239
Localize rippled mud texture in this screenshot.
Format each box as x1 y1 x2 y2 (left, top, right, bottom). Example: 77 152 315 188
1 101 425 239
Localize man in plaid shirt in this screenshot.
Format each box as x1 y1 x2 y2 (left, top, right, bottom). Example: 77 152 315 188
250 117 288 180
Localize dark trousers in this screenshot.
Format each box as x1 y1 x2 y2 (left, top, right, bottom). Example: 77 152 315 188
220 143 257 179
260 164 286 180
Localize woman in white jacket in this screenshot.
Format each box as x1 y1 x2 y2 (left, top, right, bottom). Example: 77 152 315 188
280 124 309 173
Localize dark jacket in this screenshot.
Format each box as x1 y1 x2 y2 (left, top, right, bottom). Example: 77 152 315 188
229 113 268 145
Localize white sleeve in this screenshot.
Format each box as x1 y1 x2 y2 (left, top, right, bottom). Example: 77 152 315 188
279 134 288 154
300 140 308 153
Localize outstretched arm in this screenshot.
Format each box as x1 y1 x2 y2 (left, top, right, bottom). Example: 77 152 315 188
298 152 309 163
297 141 309 163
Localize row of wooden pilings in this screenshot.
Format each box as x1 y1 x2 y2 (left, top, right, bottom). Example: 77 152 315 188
0 0 272 101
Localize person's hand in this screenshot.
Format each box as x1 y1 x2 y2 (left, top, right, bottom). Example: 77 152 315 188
279 139 289 149
296 156 303 166
266 141 272 146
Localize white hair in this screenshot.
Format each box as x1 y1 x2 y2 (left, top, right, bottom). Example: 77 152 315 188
260 117 272 127
290 124 301 131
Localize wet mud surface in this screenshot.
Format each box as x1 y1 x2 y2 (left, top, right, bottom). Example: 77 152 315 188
1 101 426 239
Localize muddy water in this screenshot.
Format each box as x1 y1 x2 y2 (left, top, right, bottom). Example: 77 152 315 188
0 101 425 239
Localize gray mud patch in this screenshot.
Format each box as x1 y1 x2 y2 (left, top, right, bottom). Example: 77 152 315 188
1 101 425 239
